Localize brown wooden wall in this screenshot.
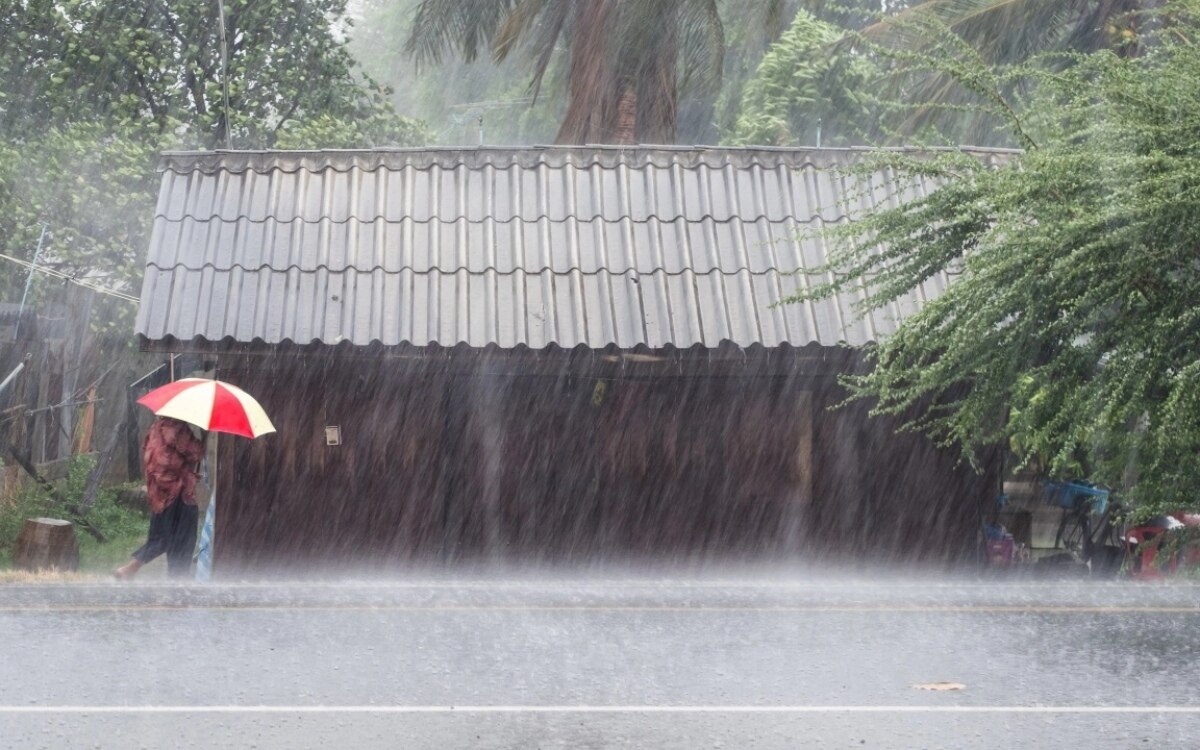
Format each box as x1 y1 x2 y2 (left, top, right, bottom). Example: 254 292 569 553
214 350 995 570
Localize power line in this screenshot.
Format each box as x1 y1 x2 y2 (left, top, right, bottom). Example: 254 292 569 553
0 253 139 303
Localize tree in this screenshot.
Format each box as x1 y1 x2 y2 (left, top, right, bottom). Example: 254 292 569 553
0 0 428 320
725 1 1149 147
367 1 883 145
407 0 731 144
0 0 424 148
0 123 166 305
728 8 880 146
792 1 1200 516
352 0 566 145
713 1 906 141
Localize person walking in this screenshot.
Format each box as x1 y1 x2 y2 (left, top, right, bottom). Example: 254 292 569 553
115 417 206 579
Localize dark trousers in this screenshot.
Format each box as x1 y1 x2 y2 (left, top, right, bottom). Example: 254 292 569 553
133 498 199 577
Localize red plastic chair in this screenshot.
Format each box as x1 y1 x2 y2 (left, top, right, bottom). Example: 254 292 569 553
1125 527 1171 579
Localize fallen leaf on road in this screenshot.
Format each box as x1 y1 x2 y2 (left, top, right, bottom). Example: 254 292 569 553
912 682 966 691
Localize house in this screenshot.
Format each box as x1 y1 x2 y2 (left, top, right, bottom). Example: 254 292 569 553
135 146 1004 570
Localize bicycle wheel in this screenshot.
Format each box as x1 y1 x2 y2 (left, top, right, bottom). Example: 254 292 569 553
1098 502 1125 549
1061 512 1089 556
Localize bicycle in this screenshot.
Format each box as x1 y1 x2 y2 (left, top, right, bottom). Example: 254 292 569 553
1044 479 1124 565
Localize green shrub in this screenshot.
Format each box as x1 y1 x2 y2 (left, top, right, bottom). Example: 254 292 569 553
0 455 147 570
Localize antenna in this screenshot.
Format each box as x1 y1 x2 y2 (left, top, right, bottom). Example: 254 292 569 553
15 223 48 340
447 99 532 146
217 0 232 149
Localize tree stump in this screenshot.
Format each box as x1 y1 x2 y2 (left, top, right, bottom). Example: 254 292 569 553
12 518 79 572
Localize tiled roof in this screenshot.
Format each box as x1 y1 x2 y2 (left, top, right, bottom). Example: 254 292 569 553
136 146 1014 350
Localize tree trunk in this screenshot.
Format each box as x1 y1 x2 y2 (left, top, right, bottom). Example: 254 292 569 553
613 85 637 145
633 10 678 145
555 0 617 144
13 518 79 571
554 0 681 145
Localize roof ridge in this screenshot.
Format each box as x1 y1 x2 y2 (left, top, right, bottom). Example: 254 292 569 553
134 333 857 351
158 146 1017 174
144 262 821 278
160 144 1022 157
151 213 851 227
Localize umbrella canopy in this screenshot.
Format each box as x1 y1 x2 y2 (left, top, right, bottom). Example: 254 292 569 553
137 378 275 438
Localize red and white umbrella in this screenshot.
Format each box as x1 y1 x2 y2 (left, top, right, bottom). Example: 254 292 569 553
136 378 275 439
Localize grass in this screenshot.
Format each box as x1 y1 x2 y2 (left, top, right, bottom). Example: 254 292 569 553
0 455 148 576
0 569 105 583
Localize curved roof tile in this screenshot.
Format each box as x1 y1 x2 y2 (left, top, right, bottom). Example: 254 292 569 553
137 146 1000 349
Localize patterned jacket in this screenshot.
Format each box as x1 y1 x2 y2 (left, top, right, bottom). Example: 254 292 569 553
142 417 204 513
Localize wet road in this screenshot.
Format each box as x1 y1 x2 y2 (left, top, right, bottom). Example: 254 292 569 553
2 573 1199 748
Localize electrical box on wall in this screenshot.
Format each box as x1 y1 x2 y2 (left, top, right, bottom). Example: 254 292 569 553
325 425 341 446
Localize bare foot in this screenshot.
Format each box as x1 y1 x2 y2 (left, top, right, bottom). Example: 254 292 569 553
114 560 142 580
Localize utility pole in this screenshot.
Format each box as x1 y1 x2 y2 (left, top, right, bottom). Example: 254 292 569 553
217 0 232 149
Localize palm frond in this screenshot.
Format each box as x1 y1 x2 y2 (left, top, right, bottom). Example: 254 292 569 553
524 0 571 101
676 0 726 95
762 0 789 40
836 0 1141 144
492 0 553 62
406 0 520 65
858 0 1112 62
407 0 730 144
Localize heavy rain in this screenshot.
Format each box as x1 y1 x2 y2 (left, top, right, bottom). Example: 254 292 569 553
1 1 1200 748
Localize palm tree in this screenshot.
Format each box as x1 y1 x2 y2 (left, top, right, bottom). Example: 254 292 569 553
406 0 734 144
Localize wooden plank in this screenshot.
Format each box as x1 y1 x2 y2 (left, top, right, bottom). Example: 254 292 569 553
785 391 814 552
58 284 94 460
31 347 49 464
73 386 96 454
125 395 141 481
77 413 127 512
151 339 855 377
44 348 63 462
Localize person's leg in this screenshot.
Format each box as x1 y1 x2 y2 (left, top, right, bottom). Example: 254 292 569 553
116 506 172 579
165 502 199 578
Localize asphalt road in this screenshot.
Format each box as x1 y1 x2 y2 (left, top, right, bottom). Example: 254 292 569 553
2 572 1199 749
